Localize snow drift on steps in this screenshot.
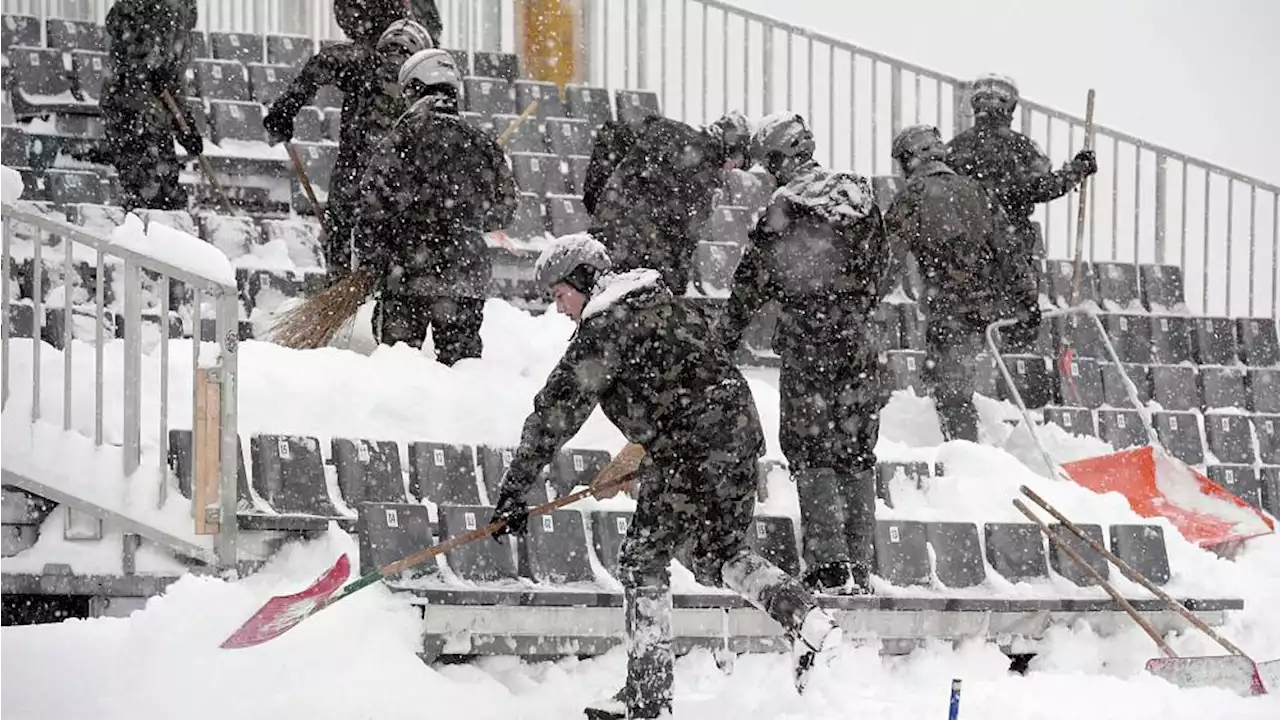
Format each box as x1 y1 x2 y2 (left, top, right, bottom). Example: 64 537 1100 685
3 297 1280 718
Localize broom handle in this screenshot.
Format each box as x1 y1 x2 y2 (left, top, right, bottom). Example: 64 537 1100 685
1014 499 1177 658
160 90 235 218
285 142 329 247
1020 486 1251 658
498 100 538 147
1068 89 1096 307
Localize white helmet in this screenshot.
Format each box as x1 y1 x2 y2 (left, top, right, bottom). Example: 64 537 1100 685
535 234 612 292
971 73 1019 116
378 19 435 55
398 48 462 99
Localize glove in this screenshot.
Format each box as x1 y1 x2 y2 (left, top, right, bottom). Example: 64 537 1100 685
490 489 530 543
1068 149 1098 179
177 127 203 157
263 109 294 146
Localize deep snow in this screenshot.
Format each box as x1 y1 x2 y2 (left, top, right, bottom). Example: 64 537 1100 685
2 299 1279 719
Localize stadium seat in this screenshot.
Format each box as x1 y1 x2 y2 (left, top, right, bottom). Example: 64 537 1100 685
552 448 612 498
464 77 516 116
514 79 566 119
1054 312 1106 359
443 48 471 75
10 47 90 115
1203 414 1255 465
1150 315 1194 364
614 89 660 125
315 85 342 111
871 304 903 352
408 441 481 506
184 97 211 140
984 523 1048 582
249 434 341 516
166 428 251 502
1237 318 1280 366
708 205 752 247
1047 523 1108 586
873 520 929 587
192 59 251 101
1101 363 1150 408
2 14 41 49
260 218 324 270
477 445 550 505
1092 262 1141 310
508 192 548 239
1193 317 1238 366
461 111 494 134
45 169 104 206
693 242 743 294
1057 356 1105 409
1097 409 1149 450
1254 416 1280 465
899 303 926 350
511 152 569 196
266 33 313 66
1045 407 1096 437
1139 264 1186 312
437 505 520 581
291 105 327 143
1200 366 1248 410
565 155 591 195
564 84 613 131
355 502 435 577
546 117 592 157
473 50 519 82
209 31 263 65
1109 524 1170 585
196 212 254 260
45 18 105 52
885 350 925 393
1247 369 1280 413
1103 313 1152 364
1262 468 1280 517
1001 354 1055 409
288 142 337 195
333 438 407 506
1207 466 1262 509
490 112 546 153
590 510 632 581
247 63 296 105
1152 411 1203 465
188 30 209 59
925 522 985 588
1150 364 1200 411
547 193 590 235
0 127 25 166
69 50 107 104
1046 259 1098 306
323 107 341 142
518 509 595 584
749 516 801 576
208 100 266 143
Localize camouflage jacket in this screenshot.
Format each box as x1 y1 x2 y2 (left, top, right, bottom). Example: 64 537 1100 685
717 163 892 363
352 99 517 297
499 270 765 498
100 0 198 125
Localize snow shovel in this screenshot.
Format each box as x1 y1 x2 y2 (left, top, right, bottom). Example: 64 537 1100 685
220 443 646 649
987 307 1274 550
1020 485 1274 696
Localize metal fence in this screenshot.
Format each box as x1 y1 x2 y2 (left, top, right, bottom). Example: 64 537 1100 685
0 204 241 568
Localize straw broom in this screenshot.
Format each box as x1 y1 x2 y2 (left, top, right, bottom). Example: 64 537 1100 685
268 100 538 350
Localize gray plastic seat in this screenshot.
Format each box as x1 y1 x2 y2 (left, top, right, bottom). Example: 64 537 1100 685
209 31 263 65
1109 524 1170 585
1150 315 1194 365
1046 523 1108 586
167 428 250 502
1193 317 1238 366
984 523 1047 582
248 63 296 105
45 169 104 205
564 84 613 131
1139 264 1185 311
552 448 612 497
1057 356 1105 409
1248 370 1280 413
1150 364 1200 411
70 50 107 104
1253 416 1280 465
490 112 546 153
547 193 590 236
519 509 595 584
1046 259 1098 306
10 48 85 114
1103 313 1152 364
899 303 926 350
507 192 547 240
208 100 266 143
511 152 568 196
1261 468 1280 517
477 444 550 504
590 510 633 581
333 438 406 506
1093 262 1140 310
709 205 752 246
926 522 986 588
1152 411 1203 465
1101 363 1151 408
249 434 341 516
1053 313 1106 359
1207 466 1262 509
45 18 105 51
885 350 925 393
1237 318 1279 366
749 516 801 576
614 89 660 125
2 14 41 49
1200 366 1248 410
408 441 481 505
266 33 313 66
473 50 519 82
192 59 251 101
514 79 566 119
874 520 930 587
437 505 519 581
1203 414 1255 464
1001 354 1055 409
1044 407 1096 437
546 117 592 157
292 106 328 143
355 502 435 577
566 155 591 195
464 77 516 115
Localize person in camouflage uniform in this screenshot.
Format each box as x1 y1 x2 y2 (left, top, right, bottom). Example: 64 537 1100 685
99 0 202 211
583 111 751 294
716 113 893 596
263 0 429 273
489 235 842 719
946 74 1097 346
886 125 1022 442
351 48 516 365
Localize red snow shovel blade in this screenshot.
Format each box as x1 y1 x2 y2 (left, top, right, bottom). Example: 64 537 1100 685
220 553 351 650
1146 656 1268 696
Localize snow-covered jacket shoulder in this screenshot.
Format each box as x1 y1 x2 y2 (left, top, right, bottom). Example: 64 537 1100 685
772 164 876 229
581 269 665 321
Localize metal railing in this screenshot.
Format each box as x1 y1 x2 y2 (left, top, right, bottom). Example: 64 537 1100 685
1 203 241 568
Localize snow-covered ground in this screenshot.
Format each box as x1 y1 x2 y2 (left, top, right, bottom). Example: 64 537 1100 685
3 299 1280 719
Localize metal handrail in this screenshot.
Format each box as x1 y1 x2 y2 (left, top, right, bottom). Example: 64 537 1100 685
1 201 241 569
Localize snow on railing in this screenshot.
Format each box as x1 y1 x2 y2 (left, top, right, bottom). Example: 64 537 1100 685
1 198 242 569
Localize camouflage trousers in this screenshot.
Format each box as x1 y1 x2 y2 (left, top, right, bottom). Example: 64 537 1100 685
617 449 817 718
373 293 484 366
925 317 986 443
103 108 187 212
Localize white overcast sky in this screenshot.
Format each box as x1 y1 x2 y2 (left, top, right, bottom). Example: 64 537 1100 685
724 0 1280 184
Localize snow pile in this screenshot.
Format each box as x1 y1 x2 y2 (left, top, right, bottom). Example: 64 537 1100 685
110 213 237 287
2 163 24 201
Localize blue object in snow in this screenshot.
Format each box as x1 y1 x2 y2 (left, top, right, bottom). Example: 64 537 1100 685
948 678 962 720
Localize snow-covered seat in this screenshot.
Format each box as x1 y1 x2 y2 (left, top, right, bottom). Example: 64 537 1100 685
490 111 546 153
589 510 632 581
708 205 751 247
1108 524 1170 585
1139 263 1187 313
45 18 105 52
877 462 929 504
1053 312 1106 359
0 125 25 166
1152 411 1204 465
167 428 250 502
884 349 925 393
1096 409 1147 450
191 59 251 102
1254 416 1280 464
44 168 104 206
564 84 612 132
265 33 313 67
464 77 516 116
69 50 107 104
874 520 929 587
545 116 591 157
1151 314 1194 364
259 217 325 271
898 302 926 351
408 441 482 506
1261 468 1280 516
511 152 568 196
1150 364 1200 411
1044 407 1096 438
1093 261 1140 311
871 303 902 351
564 154 590 195
926 522 986 589
1101 362 1150 408
2 14 41 49
693 241 743 296
209 31 263 66
333 438 408 507
1056 355 1105 409
518 509 595 584
9 46 95 116
1237 317 1279 366
614 89 659 126
1000 354 1054 409
188 30 209 59
546 193 589 236
207 99 265 143
291 105 328 143
983 522 1047 582
1046 522 1108 586
1045 258 1098 307
437 504 520 581
1193 316 1238 366
749 516 801 577
514 79 565 120
247 62 296 106
355 502 435 576
1204 414 1255 464
1207 466 1262 509
473 50 519 82
1201 366 1248 410
1102 312 1152 364
550 449 611 498
248 434 344 517
477 444 551 504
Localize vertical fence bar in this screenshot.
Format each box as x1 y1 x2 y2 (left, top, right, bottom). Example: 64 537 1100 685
214 292 240 569
870 60 878 175
1202 173 1211 313
623 0 631 88
721 11 728 115
122 260 141 477
827 45 835 167
760 22 771 115
600 0 609 91
785 32 792 113
1155 154 1167 265
700 3 708 123
159 276 170 508
1225 182 1235 316
94 250 104 446
1110 136 1119 261
659 0 667 110
62 238 72 431
1179 163 1188 281
635 0 647 90
805 37 813 131
1133 147 1142 263
1248 186 1257 316
889 65 901 140
848 53 856 169
742 16 750 115
680 0 687 119
913 73 921 124
1 218 10 408
1273 193 1279 316
934 77 942 127
31 226 42 423
1089 154 1098 264
1044 118 1053 251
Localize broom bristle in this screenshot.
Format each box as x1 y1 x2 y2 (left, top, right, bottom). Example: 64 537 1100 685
268 271 376 349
